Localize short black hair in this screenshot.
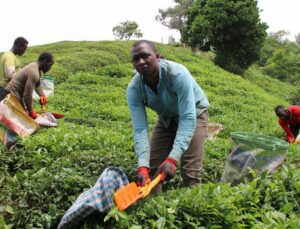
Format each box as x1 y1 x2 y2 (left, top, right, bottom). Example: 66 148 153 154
13 37 28 46
275 105 285 113
38 52 54 62
132 40 157 53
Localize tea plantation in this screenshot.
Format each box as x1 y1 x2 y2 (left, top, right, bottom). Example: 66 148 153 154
0 41 299 228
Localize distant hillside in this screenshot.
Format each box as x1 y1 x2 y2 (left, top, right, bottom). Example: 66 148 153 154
1 41 299 228
19 40 297 134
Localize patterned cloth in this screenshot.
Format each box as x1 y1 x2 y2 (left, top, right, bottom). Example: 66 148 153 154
57 167 129 229
35 112 58 127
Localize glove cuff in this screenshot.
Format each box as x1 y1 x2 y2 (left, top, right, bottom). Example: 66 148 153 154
138 166 149 175
29 110 37 119
165 157 177 166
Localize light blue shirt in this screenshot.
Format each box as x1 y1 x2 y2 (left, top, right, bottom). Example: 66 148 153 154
126 59 209 168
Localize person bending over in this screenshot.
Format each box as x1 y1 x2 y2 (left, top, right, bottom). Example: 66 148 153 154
2 52 54 119
126 40 209 192
275 105 300 143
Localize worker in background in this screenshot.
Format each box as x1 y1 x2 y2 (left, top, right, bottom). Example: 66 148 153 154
0 37 28 93
1 52 54 119
275 105 300 143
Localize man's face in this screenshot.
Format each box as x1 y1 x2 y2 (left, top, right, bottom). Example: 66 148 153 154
41 60 54 73
276 108 290 121
131 43 159 78
16 43 28 56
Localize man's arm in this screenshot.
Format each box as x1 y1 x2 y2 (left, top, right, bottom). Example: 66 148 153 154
168 69 197 161
34 80 47 105
126 84 150 168
3 56 17 80
23 73 39 112
4 66 16 80
279 119 294 143
35 81 44 96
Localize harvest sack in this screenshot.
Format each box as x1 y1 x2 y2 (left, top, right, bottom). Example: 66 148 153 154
35 112 58 127
207 122 224 141
58 167 129 229
0 125 19 151
0 94 39 150
32 76 55 100
0 94 39 137
221 132 289 186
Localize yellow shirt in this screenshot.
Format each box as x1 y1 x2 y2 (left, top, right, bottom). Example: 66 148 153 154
0 51 20 87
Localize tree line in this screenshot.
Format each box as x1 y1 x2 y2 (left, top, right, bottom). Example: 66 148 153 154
112 0 299 81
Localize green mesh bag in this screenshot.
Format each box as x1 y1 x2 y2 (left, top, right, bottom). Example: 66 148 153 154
221 132 289 185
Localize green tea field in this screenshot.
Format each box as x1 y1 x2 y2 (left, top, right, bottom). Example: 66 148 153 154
0 41 299 228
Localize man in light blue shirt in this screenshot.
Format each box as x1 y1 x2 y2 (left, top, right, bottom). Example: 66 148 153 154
127 40 209 191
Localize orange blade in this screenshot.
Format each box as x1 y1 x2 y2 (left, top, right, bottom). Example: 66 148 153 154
139 174 161 198
114 174 162 211
51 112 65 119
114 182 143 211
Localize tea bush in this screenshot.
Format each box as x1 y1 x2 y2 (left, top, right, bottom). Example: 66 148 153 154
117 165 300 228
96 63 133 78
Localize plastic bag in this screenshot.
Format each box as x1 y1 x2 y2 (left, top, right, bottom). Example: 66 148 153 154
0 94 39 137
221 131 289 185
32 76 55 100
0 94 39 150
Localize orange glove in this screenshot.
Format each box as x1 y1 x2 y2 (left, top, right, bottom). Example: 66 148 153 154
40 95 47 105
137 166 149 187
29 110 38 119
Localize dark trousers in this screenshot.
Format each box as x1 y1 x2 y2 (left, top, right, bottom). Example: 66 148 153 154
149 110 208 192
291 124 300 139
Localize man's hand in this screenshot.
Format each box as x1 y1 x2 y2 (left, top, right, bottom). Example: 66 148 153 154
40 95 47 105
156 157 177 182
29 110 38 119
287 136 295 144
137 166 149 187
286 136 296 144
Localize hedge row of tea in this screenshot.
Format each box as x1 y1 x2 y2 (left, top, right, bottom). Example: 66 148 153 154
0 41 299 228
